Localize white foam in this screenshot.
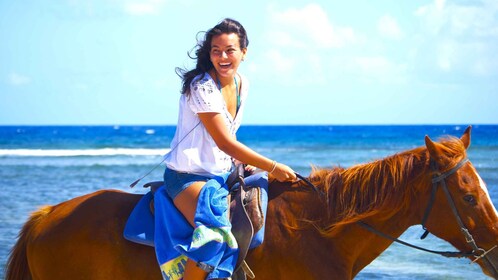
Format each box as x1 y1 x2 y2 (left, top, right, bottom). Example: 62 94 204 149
0 148 170 157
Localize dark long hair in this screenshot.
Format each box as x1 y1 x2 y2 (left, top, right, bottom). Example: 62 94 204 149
176 18 249 96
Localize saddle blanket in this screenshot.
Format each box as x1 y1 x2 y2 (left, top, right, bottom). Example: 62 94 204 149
123 173 269 275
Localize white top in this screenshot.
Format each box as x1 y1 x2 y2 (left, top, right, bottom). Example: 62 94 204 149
164 73 249 176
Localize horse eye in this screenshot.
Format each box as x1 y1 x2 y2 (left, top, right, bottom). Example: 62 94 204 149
463 194 477 206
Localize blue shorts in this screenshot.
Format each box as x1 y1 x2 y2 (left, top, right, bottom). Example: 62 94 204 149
163 168 212 200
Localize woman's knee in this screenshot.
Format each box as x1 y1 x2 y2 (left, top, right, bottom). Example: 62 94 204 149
173 181 205 227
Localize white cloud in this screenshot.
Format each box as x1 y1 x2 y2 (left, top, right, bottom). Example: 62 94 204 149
355 57 391 73
60 0 168 18
377 15 404 40
354 56 407 83
436 41 456 71
124 0 166 15
255 4 413 86
268 3 357 49
263 49 295 75
8 73 31 86
252 47 329 86
257 49 297 84
414 0 498 76
255 4 361 86
416 0 498 37
74 83 89 91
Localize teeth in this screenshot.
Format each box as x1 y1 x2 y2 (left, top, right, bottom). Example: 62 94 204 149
220 63 231 66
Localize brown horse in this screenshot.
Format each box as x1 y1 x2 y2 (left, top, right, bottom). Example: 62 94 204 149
6 126 498 279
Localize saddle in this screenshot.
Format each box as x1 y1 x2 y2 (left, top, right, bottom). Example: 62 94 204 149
226 165 264 279
124 165 266 280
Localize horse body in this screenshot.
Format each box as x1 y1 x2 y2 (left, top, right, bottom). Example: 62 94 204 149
18 191 160 280
7 127 498 279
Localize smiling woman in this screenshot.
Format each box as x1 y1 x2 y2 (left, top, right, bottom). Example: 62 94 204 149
155 18 297 279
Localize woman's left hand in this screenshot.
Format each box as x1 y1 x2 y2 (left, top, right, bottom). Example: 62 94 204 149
233 159 256 175
244 164 257 174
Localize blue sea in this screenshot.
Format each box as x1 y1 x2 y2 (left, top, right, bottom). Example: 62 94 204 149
1 125 497 279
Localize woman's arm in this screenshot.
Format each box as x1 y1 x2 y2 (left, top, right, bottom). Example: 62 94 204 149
198 112 296 182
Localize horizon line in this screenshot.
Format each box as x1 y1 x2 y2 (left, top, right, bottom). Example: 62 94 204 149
0 123 495 127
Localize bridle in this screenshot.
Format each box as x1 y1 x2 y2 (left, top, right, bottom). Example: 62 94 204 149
355 156 498 276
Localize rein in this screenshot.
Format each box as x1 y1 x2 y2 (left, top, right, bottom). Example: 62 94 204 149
356 221 474 258
295 172 324 196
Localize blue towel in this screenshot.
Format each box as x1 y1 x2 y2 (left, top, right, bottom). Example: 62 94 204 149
154 176 238 279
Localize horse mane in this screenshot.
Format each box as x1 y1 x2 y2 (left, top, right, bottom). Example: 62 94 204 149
308 135 467 237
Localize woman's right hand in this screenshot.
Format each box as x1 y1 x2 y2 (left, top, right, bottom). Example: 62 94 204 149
271 162 297 182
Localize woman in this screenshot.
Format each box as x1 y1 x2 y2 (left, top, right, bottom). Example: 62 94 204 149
155 18 296 280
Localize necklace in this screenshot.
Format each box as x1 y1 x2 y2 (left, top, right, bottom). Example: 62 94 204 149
215 73 241 115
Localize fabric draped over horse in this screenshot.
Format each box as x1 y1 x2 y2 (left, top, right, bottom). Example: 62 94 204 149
154 177 238 279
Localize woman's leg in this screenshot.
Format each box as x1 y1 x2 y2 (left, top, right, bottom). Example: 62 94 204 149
173 181 208 280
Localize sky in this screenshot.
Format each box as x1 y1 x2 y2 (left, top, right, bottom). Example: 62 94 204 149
1 0 497 125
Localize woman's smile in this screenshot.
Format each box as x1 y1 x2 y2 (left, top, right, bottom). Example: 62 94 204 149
210 33 246 79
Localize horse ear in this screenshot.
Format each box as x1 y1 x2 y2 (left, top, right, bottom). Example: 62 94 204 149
425 135 444 163
460 125 471 150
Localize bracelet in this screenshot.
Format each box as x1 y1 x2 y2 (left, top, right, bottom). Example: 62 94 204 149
269 160 277 174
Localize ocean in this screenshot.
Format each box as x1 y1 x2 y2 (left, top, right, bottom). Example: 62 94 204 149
1 125 497 279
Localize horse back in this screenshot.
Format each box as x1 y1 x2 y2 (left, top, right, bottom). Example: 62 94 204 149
14 189 161 280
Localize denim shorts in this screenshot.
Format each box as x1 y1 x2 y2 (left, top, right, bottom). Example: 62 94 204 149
163 168 211 200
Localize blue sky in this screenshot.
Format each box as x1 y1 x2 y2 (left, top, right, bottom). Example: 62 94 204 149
1 0 497 125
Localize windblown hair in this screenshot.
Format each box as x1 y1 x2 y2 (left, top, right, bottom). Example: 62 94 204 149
176 18 249 96
308 136 467 237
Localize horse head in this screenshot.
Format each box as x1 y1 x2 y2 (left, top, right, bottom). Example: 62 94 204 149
423 126 498 278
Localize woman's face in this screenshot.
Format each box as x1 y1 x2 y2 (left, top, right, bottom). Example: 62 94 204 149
210 33 247 79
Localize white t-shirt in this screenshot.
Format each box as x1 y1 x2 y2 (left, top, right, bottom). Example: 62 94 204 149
164 73 248 176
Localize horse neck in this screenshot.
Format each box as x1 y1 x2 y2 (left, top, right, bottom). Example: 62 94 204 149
323 148 433 276
268 148 432 235
323 147 431 229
